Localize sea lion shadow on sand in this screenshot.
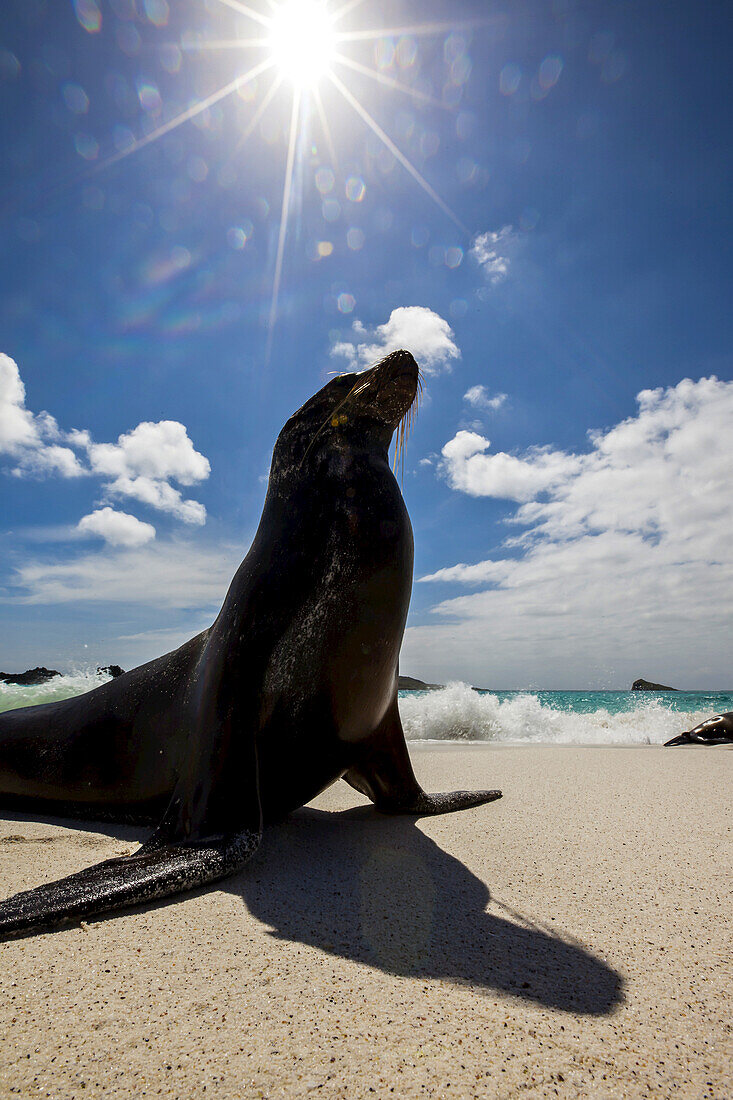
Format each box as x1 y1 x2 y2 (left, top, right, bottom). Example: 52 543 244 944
230 807 623 1017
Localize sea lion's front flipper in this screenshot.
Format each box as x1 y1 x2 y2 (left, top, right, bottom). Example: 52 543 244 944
664 732 692 747
344 700 502 815
0 828 260 940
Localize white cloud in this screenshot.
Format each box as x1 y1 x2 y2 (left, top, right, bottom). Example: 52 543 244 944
0 354 85 477
84 420 209 525
441 431 580 502
0 354 209 528
463 385 507 412
104 475 206 525
7 541 242 609
12 443 86 479
78 507 156 547
86 420 210 486
331 306 460 375
470 226 514 284
0 354 41 451
407 377 733 688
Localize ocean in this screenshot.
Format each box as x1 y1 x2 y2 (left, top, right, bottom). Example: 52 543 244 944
1 670 731 745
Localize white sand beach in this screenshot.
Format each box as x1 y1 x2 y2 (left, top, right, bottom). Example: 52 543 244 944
1 745 730 1098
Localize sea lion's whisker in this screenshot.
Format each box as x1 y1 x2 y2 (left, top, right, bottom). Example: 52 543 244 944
392 366 422 479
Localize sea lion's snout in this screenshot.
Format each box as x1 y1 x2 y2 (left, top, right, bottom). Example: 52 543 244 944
376 348 419 387
370 349 420 427
279 350 421 478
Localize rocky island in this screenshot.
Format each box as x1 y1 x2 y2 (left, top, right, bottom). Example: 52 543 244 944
397 675 442 691
632 678 678 691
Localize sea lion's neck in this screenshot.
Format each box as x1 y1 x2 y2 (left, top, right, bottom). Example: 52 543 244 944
213 444 409 650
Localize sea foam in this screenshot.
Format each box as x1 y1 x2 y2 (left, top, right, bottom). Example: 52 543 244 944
398 682 710 745
0 669 114 713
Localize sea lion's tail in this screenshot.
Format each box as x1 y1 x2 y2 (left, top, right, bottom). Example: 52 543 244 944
0 829 260 940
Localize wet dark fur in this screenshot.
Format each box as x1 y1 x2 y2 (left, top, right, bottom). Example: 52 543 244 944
664 712 733 746
0 350 501 939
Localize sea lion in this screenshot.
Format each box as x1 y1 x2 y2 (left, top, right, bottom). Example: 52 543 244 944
664 712 733 746
0 350 501 939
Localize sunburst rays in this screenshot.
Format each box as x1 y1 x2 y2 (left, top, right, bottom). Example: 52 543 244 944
268 87 301 354
96 0 484 349
326 71 466 232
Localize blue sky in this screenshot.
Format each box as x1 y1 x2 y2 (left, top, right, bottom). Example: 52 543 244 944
1 0 731 687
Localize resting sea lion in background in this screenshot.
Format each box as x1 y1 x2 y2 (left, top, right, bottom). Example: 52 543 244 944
664 712 733 746
0 350 501 939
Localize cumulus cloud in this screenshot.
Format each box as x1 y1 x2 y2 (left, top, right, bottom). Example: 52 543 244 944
86 421 210 485
463 386 507 412
104 476 206 525
331 306 460 375
0 353 210 528
0 354 85 477
408 377 733 688
470 226 514 284
77 507 156 547
84 421 210 525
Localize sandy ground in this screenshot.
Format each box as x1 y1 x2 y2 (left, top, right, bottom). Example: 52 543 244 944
0 744 730 1099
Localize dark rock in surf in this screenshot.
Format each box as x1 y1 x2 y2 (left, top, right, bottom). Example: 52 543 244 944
0 668 60 687
97 666 125 679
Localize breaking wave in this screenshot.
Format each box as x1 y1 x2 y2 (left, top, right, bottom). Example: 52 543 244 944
0 669 114 713
398 682 728 745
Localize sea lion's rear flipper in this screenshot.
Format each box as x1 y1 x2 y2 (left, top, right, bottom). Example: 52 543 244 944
0 828 260 940
344 700 502 815
0 666 263 940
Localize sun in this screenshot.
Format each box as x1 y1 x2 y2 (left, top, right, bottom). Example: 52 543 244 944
267 0 337 89
98 0 484 353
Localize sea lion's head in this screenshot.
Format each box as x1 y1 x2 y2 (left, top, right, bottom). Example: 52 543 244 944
270 349 421 491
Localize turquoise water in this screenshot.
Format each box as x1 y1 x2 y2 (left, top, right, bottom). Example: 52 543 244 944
454 689 733 716
1 672 730 744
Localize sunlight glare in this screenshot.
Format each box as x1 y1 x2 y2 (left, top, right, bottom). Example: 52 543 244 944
268 0 337 88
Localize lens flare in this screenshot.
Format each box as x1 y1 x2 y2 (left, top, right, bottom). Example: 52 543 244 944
89 0 490 353
267 0 337 88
